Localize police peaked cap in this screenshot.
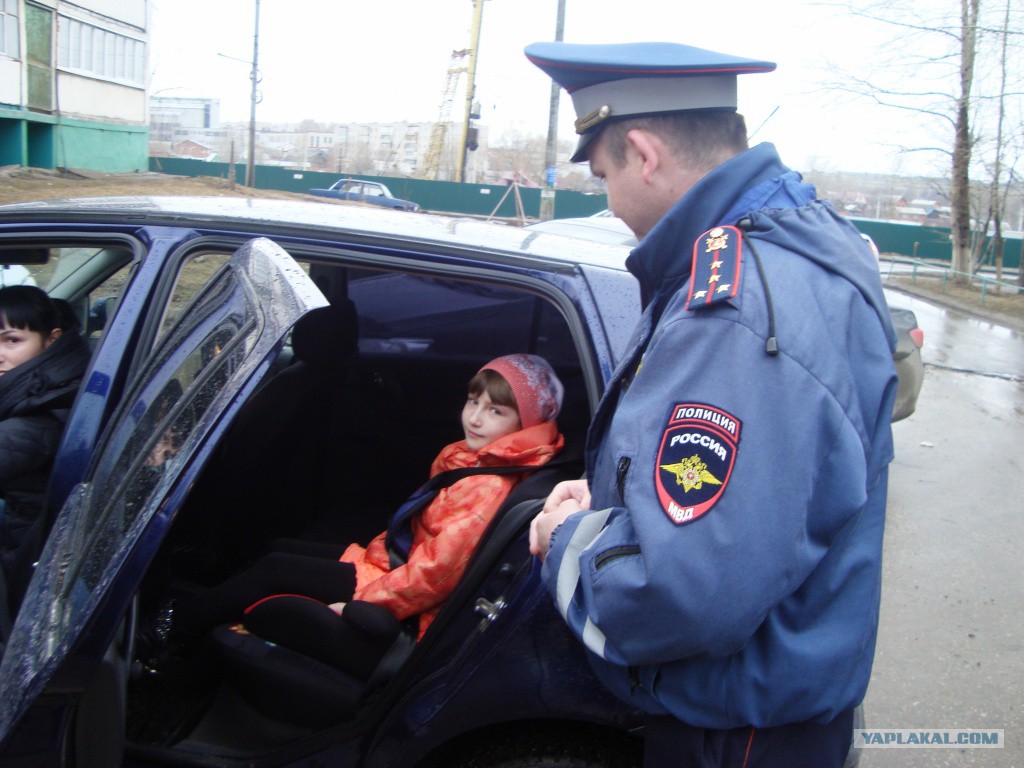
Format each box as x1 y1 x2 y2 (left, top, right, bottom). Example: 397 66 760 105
524 42 776 162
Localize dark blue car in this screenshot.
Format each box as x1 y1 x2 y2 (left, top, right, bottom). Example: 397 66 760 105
309 179 422 212
0 198 644 767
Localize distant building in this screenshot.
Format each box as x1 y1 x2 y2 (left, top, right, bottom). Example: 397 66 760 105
0 0 150 171
170 138 216 161
149 95 241 164
151 96 220 142
183 119 492 182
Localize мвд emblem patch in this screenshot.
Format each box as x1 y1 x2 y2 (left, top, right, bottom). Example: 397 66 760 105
655 403 742 525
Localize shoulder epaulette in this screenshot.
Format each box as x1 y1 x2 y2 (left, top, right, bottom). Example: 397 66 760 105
685 225 743 310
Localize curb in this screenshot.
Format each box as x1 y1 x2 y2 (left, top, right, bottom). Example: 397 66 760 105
883 281 1024 335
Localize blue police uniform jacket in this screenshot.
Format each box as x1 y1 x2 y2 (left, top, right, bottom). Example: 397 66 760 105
542 143 898 729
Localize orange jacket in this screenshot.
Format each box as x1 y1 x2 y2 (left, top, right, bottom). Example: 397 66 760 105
341 421 563 638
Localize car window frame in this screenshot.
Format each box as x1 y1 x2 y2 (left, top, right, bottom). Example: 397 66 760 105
46 225 608 426
171 235 607 412
0 238 327 743
0 233 140 303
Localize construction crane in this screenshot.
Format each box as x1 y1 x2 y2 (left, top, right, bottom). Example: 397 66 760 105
421 49 468 180
423 0 488 181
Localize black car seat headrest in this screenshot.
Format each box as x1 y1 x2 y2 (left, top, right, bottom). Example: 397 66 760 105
291 299 359 372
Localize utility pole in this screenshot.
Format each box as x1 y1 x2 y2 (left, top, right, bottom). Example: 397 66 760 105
457 0 486 183
245 0 261 188
539 0 566 221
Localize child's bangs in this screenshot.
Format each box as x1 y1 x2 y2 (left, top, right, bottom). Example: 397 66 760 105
467 368 517 410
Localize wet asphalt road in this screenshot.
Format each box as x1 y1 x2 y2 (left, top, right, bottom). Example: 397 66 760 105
859 290 1023 767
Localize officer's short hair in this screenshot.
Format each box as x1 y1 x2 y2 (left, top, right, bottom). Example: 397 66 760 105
600 112 749 170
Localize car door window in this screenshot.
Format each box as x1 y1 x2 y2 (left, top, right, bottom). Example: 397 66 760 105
349 270 577 365
157 251 231 342
0 238 326 742
0 243 135 341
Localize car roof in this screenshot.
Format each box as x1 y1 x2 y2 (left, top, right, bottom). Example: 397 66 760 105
0 196 632 272
525 215 638 247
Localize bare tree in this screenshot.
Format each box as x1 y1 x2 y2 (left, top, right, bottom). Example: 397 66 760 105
827 0 1023 284
986 0 1024 289
487 127 547 185
346 141 375 176
950 0 981 283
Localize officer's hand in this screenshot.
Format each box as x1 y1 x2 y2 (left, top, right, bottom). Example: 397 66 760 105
530 499 583 561
542 479 591 515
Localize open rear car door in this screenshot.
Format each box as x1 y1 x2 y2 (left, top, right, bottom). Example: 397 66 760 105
0 238 326 765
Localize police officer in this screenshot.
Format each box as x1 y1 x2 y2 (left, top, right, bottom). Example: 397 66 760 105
526 42 897 768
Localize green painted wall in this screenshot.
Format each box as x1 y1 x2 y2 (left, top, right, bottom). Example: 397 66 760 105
56 121 148 172
0 119 25 166
149 157 609 219
0 107 148 172
27 122 54 168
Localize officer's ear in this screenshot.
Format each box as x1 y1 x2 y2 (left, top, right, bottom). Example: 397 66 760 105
624 129 663 184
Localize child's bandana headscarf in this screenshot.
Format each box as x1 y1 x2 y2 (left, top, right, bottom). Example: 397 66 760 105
480 354 564 429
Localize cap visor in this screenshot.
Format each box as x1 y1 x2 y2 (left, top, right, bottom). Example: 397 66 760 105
570 132 597 163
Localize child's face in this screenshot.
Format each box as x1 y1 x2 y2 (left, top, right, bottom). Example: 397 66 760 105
462 390 522 451
0 324 59 377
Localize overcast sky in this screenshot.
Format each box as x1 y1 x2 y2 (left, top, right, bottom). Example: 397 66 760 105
148 0 950 177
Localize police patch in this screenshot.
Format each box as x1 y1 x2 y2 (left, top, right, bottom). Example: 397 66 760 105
654 403 742 525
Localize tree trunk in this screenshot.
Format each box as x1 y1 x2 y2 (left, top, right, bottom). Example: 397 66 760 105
993 212 1003 293
950 0 980 285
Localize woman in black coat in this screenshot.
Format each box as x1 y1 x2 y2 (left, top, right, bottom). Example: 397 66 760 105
0 286 91 609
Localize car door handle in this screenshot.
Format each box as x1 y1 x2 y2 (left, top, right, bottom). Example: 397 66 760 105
474 597 506 623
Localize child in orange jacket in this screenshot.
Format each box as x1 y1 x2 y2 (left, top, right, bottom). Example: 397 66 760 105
165 354 564 676
335 353 565 638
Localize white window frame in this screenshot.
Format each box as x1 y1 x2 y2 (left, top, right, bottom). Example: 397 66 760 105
1 0 20 58
57 15 145 87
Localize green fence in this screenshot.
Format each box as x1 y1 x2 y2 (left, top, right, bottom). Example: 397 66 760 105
148 157 609 220
145 159 1023 269
850 217 1021 270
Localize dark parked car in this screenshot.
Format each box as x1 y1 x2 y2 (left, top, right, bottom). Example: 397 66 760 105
310 178 421 211
527 214 925 421
0 197 643 767
858 233 924 421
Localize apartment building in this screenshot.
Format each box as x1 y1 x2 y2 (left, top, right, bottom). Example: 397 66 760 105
0 0 149 171
150 111 491 182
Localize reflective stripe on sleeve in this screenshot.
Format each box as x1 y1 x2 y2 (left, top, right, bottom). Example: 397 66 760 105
554 508 613 659
581 617 608 658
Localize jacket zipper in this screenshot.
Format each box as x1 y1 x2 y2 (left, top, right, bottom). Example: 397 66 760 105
594 545 641 570
615 456 631 501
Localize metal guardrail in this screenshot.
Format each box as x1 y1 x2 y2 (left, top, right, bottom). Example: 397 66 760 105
880 257 1022 306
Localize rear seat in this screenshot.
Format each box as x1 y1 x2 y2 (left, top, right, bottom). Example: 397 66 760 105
208 446 584 729
166 301 411 583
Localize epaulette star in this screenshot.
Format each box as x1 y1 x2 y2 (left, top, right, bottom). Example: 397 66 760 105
686 225 743 310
